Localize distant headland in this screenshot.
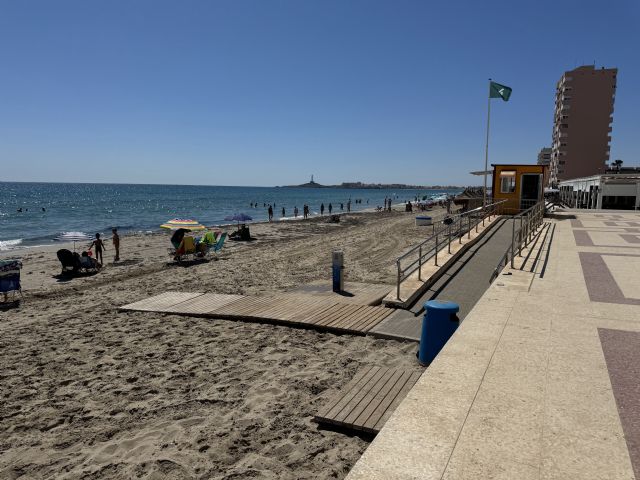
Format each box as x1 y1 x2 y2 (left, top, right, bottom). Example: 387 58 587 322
278 176 462 190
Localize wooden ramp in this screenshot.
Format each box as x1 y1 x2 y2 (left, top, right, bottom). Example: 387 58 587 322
314 366 422 434
288 281 393 306
120 292 394 336
120 292 205 312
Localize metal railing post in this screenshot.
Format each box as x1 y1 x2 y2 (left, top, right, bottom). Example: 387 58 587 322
518 224 523 257
510 218 516 268
396 260 401 299
459 215 463 244
434 234 439 266
468 216 471 239
418 246 422 281
448 224 451 254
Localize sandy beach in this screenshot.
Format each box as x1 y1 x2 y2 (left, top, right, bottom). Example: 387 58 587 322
1 208 446 479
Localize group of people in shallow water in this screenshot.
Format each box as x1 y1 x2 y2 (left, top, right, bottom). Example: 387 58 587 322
261 198 373 222
15 207 46 212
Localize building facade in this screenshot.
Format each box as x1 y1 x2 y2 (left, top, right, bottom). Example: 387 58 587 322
549 65 617 187
559 173 640 210
537 147 551 166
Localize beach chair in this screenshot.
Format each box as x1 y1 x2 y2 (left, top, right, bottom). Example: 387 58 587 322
57 249 80 274
0 259 23 304
174 235 197 263
78 252 100 272
211 232 227 256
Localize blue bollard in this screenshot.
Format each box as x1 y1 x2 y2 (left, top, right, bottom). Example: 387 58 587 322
418 300 460 366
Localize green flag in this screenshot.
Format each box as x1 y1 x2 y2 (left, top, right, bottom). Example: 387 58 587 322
489 81 512 101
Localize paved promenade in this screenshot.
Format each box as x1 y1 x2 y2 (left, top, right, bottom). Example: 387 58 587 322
347 210 640 479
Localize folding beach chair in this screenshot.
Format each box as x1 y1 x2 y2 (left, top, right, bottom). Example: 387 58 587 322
174 235 197 263
0 259 23 304
211 232 227 256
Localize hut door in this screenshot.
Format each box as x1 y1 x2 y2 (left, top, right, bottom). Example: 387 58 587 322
520 174 541 210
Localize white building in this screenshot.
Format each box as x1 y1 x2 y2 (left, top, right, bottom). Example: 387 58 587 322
558 173 640 210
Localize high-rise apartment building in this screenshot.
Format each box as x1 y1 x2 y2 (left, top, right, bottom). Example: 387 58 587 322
537 147 551 166
549 65 617 187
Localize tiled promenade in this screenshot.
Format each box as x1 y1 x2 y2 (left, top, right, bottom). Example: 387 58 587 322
347 210 640 480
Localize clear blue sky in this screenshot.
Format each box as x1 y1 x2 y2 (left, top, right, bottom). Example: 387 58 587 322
1 0 638 186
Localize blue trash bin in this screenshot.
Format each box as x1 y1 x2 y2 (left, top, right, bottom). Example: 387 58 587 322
418 300 460 365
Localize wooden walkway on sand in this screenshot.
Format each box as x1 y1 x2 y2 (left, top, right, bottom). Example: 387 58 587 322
314 366 422 434
120 291 395 335
288 281 393 306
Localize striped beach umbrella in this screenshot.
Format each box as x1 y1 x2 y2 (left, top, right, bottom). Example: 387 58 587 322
160 218 206 230
55 231 92 252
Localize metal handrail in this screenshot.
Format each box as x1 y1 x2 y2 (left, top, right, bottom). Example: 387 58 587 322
489 201 545 283
395 199 507 299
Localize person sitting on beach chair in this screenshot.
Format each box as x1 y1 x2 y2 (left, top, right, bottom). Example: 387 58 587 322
176 235 197 257
79 251 100 271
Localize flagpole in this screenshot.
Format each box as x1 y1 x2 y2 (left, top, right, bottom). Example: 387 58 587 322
483 78 492 207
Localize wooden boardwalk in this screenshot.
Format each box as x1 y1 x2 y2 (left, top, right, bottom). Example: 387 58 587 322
314 366 422 434
120 291 395 335
288 281 392 306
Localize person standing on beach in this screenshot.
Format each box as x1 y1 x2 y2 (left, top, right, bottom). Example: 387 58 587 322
328 203 332 214
282 207 285 217
320 203 325 216
340 203 343 211
268 205 273 222
347 200 351 212
89 233 106 266
388 198 392 212
294 206 298 218
112 228 120 262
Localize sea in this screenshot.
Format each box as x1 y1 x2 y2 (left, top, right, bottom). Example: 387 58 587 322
0 182 462 251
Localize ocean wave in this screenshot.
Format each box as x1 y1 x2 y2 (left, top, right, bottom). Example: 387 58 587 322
0 239 23 251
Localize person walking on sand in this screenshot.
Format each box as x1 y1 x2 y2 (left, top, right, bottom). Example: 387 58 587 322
112 228 120 262
89 233 106 266
268 205 273 222
328 203 332 214
320 203 325 216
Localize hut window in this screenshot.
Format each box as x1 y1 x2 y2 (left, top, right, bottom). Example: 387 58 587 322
500 171 516 193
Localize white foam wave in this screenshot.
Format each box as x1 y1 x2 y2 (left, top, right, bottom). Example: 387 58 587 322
0 239 23 251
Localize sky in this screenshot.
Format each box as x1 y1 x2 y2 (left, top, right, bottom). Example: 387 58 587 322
0 0 638 187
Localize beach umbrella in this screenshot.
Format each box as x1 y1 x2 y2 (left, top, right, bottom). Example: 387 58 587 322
55 231 92 252
160 218 206 230
224 213 253 225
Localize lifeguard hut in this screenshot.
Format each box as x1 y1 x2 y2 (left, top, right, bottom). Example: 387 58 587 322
491 164 546 214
